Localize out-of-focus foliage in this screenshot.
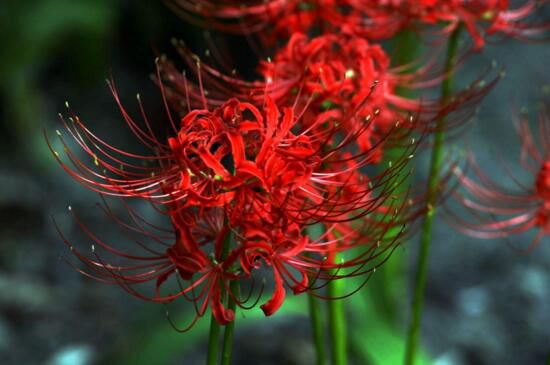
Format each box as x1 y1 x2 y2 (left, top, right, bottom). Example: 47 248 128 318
103 298 307 365
0 0 116 167
102 292 429 365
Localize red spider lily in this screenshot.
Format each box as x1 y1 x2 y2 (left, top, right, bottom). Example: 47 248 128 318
254 32 481 143
446 102 550 251
56 141 411 324
47 79 400 223
49 68 419 326
325 0 550 49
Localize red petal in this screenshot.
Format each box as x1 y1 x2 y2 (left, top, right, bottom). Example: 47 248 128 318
199 147 230 178
260 269 286 316
211 282 234 325
226 131 245 167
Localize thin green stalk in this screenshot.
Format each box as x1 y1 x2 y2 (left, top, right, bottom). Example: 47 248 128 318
206 314 222 365
404 25 462 365
221 280 239 365
304 225 329 365
392 30 423 98
328 256 347 365
308 294 327 365
206 231 233 365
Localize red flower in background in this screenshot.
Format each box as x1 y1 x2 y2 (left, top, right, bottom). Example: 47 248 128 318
446 101 550 251
326 0 550 49
166 0 327 40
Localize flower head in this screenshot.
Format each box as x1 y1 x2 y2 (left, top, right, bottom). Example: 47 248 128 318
167 0 315 37
49 81 390 220
50 77 415 326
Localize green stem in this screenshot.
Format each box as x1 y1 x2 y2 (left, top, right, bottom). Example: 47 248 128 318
304 225 329 365
328 257 347 365
403 25 462 365
392 30 423 98
349 29 422 365
206 231 233 365
206 314 221 365
221 280 239 365
308 294 327 365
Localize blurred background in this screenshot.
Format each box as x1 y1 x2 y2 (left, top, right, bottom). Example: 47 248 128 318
1 1 549 364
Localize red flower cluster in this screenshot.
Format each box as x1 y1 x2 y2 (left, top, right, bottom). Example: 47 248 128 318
50 0 520 329
446 101 550 251
50 74 413 325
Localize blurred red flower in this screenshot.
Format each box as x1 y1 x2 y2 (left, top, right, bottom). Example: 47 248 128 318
447 101 550 251
325 0 550 49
